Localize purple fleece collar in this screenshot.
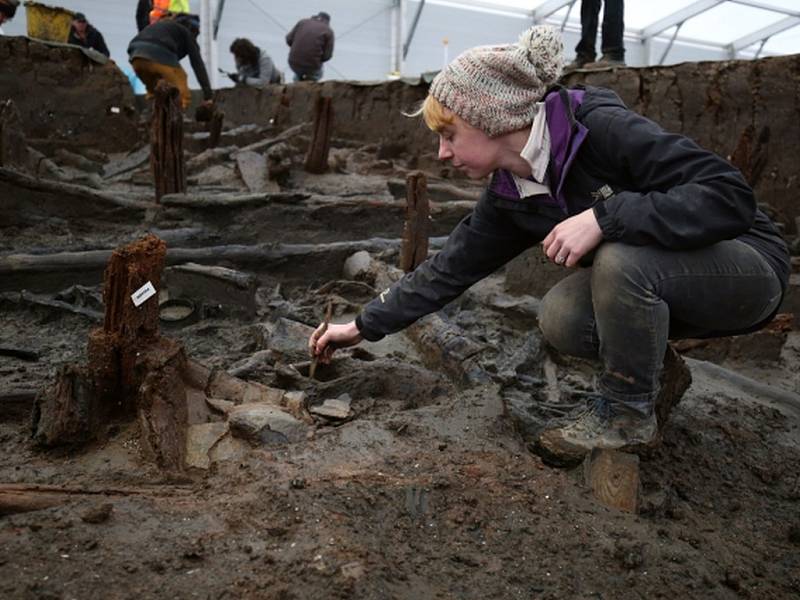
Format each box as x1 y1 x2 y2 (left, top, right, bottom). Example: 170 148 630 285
489 89 587 213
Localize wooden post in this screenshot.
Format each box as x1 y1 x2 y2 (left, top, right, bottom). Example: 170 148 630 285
400 171 430 272
150 81 186 202
583 448 641 513
208 110 225 149
87 234 167 414
304 96 333 174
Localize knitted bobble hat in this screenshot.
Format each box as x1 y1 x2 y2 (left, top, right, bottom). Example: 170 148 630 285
429 25 564 137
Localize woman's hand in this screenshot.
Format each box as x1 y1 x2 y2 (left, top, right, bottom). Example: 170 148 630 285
542 208 603 267
308 321 363 364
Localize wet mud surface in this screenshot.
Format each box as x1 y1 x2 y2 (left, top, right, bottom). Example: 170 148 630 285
2 116 800 600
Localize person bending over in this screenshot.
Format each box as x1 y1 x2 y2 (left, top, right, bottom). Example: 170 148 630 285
309 26 788 462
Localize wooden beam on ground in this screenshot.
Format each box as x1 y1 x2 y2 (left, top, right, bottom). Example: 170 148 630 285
583 448 641 514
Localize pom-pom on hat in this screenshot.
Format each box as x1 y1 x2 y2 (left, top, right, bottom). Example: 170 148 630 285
429 25 564 137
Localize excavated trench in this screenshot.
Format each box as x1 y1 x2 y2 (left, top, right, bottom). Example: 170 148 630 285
1 41 800 600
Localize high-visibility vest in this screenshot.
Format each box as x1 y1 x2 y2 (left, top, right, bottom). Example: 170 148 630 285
149 0 190 24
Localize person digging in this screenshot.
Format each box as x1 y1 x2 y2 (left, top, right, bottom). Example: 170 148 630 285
308 25 789 465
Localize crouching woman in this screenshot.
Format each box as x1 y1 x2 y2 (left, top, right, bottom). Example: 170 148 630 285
308 25 789 461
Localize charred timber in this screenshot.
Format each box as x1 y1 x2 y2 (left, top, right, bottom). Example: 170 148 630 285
151 81 186 202
304 96 333 174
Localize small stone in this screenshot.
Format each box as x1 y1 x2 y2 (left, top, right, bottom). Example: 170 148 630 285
309 394 352 420
229 404 307 445
80 503 113 524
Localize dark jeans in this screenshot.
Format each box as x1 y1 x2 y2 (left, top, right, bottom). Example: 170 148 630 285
538 241 782 414
575 0 625 61
292 67 323 82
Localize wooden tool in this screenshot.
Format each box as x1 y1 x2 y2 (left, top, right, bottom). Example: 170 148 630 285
309 300 333 380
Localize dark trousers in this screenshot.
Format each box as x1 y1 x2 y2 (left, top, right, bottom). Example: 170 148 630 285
575 0 625 61
538 241 782 414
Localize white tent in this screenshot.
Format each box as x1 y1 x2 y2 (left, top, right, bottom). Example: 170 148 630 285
1 1 798 87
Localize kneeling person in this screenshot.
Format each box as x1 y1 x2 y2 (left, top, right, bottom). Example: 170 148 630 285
128 13 212 109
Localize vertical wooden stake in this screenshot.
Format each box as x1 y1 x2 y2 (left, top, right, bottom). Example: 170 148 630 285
304 96 333 174
87 234 167 414
400 171 430 273
150 81 186 202
208 110 225 149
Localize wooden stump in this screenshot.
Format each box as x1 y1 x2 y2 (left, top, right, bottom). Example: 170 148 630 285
400 171 430 273
583 448 641 513
151 81 186 202
208 110 225 149
304 96 332 174
87 234 167 415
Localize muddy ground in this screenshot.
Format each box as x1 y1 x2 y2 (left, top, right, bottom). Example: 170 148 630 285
1 110 800 600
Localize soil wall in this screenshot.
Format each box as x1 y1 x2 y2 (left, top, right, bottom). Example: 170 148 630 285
217 54 800 230
0 36 139 153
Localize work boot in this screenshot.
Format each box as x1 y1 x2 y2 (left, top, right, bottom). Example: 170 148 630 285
532 397 657 467
565 54 593 71
582 55 626 70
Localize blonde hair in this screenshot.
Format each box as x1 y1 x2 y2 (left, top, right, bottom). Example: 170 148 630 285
408 95 455 133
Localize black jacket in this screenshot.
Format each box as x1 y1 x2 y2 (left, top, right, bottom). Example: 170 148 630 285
356 86 789 341
128 19 212 99
136 0 151 31
68 24 110 57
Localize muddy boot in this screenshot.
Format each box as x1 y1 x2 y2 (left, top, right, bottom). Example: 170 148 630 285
653 344 692 433
531 397 658 468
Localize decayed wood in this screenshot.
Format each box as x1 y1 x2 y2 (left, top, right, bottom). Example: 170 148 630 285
400 171 430 273
238 122 310 154
0 238 449 276
160 191 308 208
0 491 66 516
0 167 152 210
0 483 193 496
208 110 225 149
304 96 333 174
388 178 482 202
583 448 641 514
406 313 489 385
87 234 167 414
0 482 194 516
0 290 103 321
151 81 186 202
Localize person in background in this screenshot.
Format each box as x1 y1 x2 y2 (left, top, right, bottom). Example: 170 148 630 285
148 0 189 26
0 0 19 35
68 12 110 58
309 25 788 464
285 11 334 82
229 38 282 88
128 13 213 110
136 0 151 32
567 0 625 70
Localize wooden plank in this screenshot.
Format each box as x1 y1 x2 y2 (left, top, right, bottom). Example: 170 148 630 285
583 448 641 514
150 81 186 202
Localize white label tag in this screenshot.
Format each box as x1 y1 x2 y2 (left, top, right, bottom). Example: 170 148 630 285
131 281 157 307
